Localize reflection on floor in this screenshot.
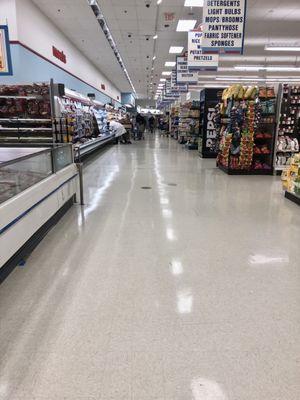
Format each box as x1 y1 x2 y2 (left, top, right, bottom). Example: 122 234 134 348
0 135 300 400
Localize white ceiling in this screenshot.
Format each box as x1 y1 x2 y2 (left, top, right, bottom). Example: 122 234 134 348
33 0 300 99
31 0 132 93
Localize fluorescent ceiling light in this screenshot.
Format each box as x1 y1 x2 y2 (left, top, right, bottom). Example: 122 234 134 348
176 20 197 32
184 0 204 6
235 65 300 72
162 71 172 76
153 56 156 60
157 0 162 4
266 66 300 71
153 34 158 40
165 61 176 67
169 46 184 54
160 78 166 82
265 44 300 52
216 76 265 82
235 65 264 71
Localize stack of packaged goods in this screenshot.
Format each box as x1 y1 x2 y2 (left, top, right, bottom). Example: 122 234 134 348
217 84 276 175
178 101 200 147
275 84 300 172
170 105 180 139
0 83 53 144
281 153 300 204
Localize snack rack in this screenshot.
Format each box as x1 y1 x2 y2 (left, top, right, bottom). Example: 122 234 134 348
217 85 276 175
281 153 300 205
274 84 300 173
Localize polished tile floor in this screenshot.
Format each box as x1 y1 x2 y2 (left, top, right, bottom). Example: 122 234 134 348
0 135 300 400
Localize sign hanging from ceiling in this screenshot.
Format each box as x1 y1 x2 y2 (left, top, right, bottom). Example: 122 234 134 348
171 70 188 92
188 28 219 70
0 26 13 75
176 55 198 84
201 0 247 55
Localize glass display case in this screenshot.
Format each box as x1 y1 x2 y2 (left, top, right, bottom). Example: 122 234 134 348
0 145 74 204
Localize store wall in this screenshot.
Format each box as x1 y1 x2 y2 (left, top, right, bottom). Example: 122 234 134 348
0 0 17 39
0 0 121 104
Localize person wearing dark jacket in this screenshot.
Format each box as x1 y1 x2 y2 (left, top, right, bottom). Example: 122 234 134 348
149 116 155 133
136 113 146 140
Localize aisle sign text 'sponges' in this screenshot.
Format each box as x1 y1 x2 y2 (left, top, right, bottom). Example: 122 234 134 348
201 0 247 54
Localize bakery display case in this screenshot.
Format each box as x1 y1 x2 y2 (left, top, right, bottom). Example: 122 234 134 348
0 144 78 277
0 82 124 158
0 83 53 144
0 145 73 204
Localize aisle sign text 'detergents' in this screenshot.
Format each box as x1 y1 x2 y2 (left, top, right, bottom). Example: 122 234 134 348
188 30 219 70
201 0 247 54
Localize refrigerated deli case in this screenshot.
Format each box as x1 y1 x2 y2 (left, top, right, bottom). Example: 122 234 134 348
0 145 79 281
0 81 122 159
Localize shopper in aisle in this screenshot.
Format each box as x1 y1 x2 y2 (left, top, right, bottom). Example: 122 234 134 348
149 115 156 134
119 114 132 144
108 118 127 144
135 113 146 140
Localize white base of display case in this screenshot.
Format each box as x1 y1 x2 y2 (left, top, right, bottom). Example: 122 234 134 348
75 135 115 160
0 164 79 270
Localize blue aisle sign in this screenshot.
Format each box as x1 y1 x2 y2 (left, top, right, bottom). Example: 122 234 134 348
188 28 219 70
201 0 247 54
176 55 198 84
171 70 188 92
0 25 13 75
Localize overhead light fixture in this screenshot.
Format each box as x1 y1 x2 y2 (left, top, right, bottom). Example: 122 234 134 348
184 0 204 6
88 0 136 94
265 44 300 52
234 65 264 71
169 46 184 54
216 76 266 82
160 78 166 82
235 65 300 72
162 71 172 76
176 20 197 32
266 66 300 72
157 0 162 4
165 61 176 67
153 55 156 60
153 34 158 40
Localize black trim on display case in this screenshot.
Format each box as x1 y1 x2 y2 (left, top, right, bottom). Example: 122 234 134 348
0 196 75 284
285 191 300 206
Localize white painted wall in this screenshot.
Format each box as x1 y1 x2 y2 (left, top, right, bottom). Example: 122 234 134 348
0 0 121 101
0 0 17 39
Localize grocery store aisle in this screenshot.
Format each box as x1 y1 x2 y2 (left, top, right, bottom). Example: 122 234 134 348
0 135 300 400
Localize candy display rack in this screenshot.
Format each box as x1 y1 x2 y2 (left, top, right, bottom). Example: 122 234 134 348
281 152 300 205
217 85 276 175
274 84 300 173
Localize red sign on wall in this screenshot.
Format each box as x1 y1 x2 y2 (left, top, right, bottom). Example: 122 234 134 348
52 46 67 64
164 12 175 22
101 84 106 91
